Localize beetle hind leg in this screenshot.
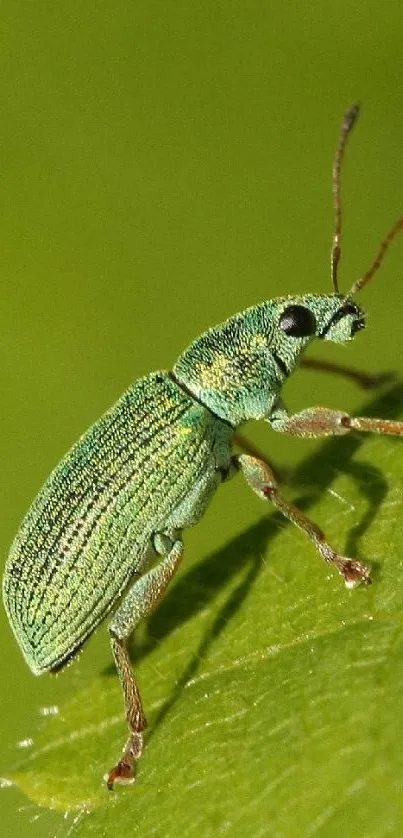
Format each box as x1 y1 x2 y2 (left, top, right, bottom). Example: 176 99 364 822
106 538 184 789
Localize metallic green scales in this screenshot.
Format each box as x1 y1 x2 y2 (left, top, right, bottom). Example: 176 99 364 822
3 371 229 674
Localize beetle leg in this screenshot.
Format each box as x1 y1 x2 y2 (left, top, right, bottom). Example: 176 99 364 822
300 358 396 390
270 405 403 438
106 538 184 790
233 432 289 483
236 453 371 587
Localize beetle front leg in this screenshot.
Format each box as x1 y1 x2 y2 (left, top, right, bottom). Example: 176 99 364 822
236 453 371 587
106 538 184 790
270 406 403 438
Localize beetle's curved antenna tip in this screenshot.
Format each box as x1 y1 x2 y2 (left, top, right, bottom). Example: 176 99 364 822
343 102 361 132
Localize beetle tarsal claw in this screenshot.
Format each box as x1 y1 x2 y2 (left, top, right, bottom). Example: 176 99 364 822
106 762 134 790
106 757 135 790
106 732 143 789
340 559 372 588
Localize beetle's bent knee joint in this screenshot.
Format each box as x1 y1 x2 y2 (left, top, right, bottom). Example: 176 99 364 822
152 532 175 557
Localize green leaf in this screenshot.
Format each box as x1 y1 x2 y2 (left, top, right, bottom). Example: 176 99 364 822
5 384 403 836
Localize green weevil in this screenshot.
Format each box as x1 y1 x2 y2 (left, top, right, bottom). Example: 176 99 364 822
3 104 403 789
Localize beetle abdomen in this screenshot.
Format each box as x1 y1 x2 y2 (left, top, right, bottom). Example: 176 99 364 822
3 372 214 674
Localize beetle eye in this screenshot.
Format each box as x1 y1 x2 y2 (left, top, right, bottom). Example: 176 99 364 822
279 305 317 337
341 302 360 317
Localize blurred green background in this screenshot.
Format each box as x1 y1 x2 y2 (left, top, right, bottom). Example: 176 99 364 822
1 2 403 836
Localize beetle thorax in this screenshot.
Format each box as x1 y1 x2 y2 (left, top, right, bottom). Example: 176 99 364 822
173 302 295 426
173 295 366 427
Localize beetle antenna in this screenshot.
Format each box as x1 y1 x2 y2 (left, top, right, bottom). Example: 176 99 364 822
331 103 360 294
350 215 403 295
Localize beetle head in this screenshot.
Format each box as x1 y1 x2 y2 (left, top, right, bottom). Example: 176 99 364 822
276 295 365 344
172 292 366 427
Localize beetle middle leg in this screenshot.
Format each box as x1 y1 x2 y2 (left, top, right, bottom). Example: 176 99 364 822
233 362 395 479
237 453 371 587
106 537 184 790
300 357 396 390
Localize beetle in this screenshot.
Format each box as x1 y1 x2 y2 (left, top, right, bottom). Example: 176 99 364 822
3 104 403 789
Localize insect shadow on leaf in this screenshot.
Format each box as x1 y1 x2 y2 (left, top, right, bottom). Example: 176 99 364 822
99 380 403 743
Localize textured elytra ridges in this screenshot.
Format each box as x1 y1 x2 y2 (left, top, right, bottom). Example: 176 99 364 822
3 372 215 674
